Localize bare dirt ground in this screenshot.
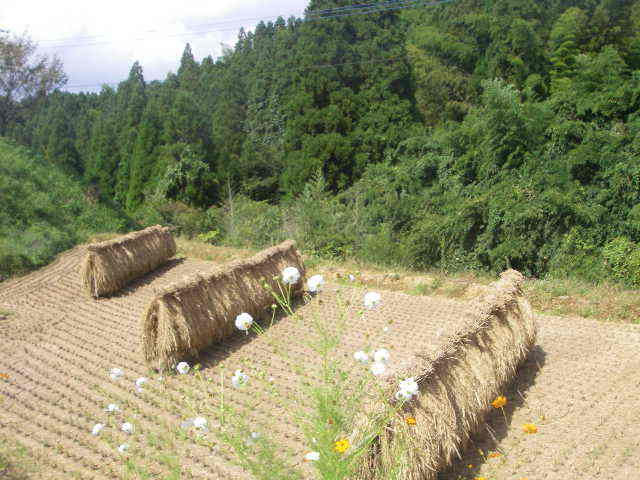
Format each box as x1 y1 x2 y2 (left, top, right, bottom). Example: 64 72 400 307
0 246 639 479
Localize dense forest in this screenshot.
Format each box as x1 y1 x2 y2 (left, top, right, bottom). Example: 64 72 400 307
3 0 640 285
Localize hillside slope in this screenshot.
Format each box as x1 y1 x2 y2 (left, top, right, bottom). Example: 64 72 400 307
0 138 130 277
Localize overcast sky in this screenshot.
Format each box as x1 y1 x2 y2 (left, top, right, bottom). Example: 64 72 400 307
1 0 309 92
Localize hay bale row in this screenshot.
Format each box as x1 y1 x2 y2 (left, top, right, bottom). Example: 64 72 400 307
141 239 305 369
82 225 176 299
354 269 537 480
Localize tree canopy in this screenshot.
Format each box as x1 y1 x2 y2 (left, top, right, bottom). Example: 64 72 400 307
5 0 640 284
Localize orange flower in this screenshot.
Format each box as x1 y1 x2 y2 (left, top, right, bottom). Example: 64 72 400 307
405 417 417 425
334 439 350 453
522 423 538 434
487 451 502 458
474 477 488 480
491 396 507 408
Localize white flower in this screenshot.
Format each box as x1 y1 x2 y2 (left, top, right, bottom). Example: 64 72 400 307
193 417 208 431
307 274 325 293
383 326 389 332
176 362 190 375
304 451 320 462
374 348 390 364
370 362 386 376
353 350 369 363
235 312 253 333
348 274 356 281
121 422 134 434
231 369 249 388
135 377 147 388
282 266 301 285
395 377 420 401
135 377 147 393
109 368 123 380
117 443 129 453
398 377 419 396
91 423 104 436
246 431 261 445
364 291 382 309
105 403 120 413
395 389 414 401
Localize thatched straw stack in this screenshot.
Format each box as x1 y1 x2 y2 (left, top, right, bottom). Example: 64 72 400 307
353 269 537 480
141 240 305 369
82 225 176 298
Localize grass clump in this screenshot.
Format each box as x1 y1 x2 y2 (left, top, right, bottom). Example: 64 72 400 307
0 138 130 278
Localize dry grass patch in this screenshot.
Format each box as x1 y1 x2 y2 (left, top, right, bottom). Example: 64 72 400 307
523 276 640 322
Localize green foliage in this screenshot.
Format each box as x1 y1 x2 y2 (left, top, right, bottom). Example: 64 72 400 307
219 195 284 248
196 229 220 244
602 237 640 287
284 171 353 258
132 200 216 239
0 138 129 277
6 0 640 287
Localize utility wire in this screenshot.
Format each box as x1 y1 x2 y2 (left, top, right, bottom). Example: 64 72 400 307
307 0 443 16
38 0 451 50
307 0 453 19
36 11 305 45
38 0 439 45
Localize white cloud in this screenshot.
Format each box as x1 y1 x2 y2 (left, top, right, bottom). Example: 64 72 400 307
1 0 307 91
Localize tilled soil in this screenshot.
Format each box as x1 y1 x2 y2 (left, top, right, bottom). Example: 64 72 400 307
0 246 639 479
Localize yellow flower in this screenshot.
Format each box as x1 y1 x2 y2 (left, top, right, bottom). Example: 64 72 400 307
334 439 350 453
491 395 507 408
405 417 417 425
487 451 502 458
522 423 538 434
474 477 488 480
467 464 474 468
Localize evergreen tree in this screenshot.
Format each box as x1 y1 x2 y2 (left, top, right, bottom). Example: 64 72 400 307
114 61 147 207
127 99 162 210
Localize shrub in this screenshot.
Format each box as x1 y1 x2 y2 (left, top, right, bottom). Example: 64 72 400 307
133 201 217 239
603 237 640 287
0 139 130 277
222 195 284 248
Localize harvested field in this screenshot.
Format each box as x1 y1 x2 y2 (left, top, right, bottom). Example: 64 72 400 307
0 245 639 479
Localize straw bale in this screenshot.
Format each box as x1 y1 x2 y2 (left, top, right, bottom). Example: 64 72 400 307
141 240 305 369
353 269 537 480
82 225 176 298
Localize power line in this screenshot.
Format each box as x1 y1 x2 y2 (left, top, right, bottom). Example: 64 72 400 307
307 0 453 19
307 0 443 16
36 11 306 45
39 24 251 50
38 0 451 51
38 0 440 46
